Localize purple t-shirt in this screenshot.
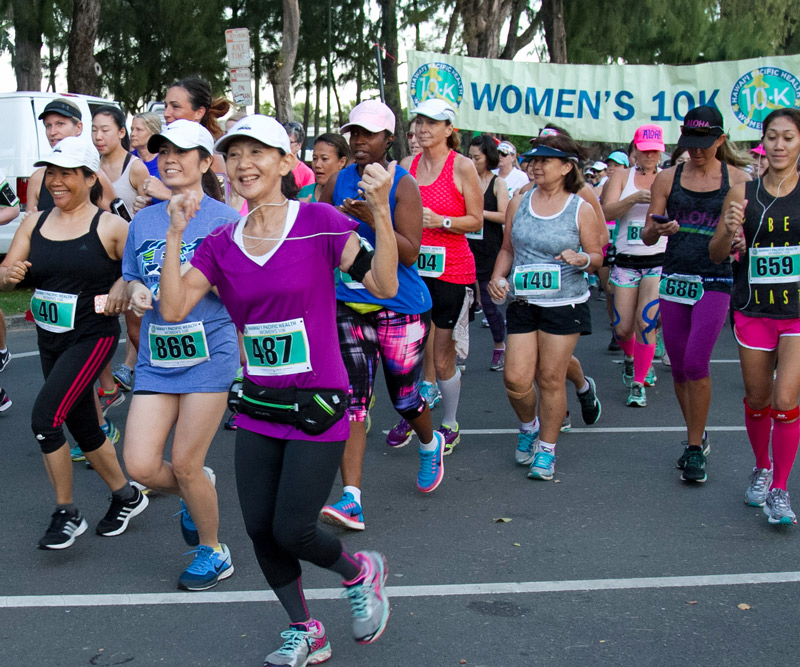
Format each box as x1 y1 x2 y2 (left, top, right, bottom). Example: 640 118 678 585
191 200 357 441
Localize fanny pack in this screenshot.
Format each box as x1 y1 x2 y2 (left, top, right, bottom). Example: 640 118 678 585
240 378 349 436
615 252 665 270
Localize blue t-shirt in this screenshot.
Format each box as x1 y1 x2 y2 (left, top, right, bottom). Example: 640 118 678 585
132 150 163 204
122 196 240 393
333 163 431 315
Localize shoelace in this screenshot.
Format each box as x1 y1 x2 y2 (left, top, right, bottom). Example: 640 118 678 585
274 629 309 656
749 469 769 492
533 451 554 468
517 432 536 453
770 489 792 513
183 546 216 573
342 582 374 618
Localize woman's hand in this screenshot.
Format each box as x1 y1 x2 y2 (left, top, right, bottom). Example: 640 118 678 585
629 189 651 205
653 219 680 236
556 249 590 267
104 278 129 316
128 282 153 317
722 199 748 238
421 207 441 229
167 191 201 234
487 275 509 302
359 161 395 210
2 260 31 288
341 198 374 227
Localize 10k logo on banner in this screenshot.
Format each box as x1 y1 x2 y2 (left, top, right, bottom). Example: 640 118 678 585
730 67 800 131
409 62 465 109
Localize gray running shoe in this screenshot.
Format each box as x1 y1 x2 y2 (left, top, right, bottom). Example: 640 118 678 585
263 620 331 666
343 551 390 644
764 488 797 525
515 430 537 466
112 364 134 391
622 357 634 387
744 468 772 507
560 412 571 432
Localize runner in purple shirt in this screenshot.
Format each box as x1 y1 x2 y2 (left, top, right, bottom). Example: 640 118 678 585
158 115 397 667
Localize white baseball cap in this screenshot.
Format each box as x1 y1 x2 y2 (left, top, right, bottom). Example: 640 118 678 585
592 161 608 171
340 99 396 134
497 141 517 155
34 136 100 173
215 114 291 155
148 119 215 155
410 98 456 123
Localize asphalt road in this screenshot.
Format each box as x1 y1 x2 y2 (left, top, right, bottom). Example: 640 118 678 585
2 295 799 667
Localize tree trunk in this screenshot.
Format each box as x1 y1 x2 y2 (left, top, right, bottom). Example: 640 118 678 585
268 0 300 123
313 58 322 138
443 0 460 54
302 59 311 139
67 0 101 95
377 0 407 160
12 0 43 91
500 0 536 60
540 0 567 63
459 0 509 59
355 0 364 104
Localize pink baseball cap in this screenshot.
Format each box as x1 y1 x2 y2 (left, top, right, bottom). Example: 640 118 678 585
340 99 396 134
751 143 766 156
633 124 665 152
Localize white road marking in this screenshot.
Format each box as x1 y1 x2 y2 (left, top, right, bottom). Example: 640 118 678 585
385 426 745 435
9 339 127 360
3 571 799 608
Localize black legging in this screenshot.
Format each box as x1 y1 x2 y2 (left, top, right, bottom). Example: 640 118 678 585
234 429 358 590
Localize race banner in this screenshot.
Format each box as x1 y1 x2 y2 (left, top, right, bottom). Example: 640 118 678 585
407 50 800 143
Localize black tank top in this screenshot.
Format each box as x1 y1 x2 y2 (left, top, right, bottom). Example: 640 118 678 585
664 162 732 292
28 208 121 345
38 172 55 210
732 178 800 319
468 175 504 280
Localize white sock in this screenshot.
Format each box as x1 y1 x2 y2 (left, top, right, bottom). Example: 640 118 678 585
520 417 539 433
419 435 438 452
538 440 556 453
577 379 590 394
0 348 7 354
343 485 361 505
439 369 462 428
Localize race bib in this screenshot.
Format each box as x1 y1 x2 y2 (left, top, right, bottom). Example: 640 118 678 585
416 245 446 278
513 263 562 296
148 321 210 368
659 274 704 305
748 246 800 284
466 227 484 241
31 289 78 333
340 271 366 290
626 222 645 245
243 318 312 376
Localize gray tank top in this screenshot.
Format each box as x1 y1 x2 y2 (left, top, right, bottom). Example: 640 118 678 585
111 154 139 213
510 190 590 306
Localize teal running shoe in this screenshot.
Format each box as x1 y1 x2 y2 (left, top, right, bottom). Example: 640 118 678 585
178 543 234 591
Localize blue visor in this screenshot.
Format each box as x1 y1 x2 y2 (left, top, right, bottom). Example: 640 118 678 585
522 145 579 161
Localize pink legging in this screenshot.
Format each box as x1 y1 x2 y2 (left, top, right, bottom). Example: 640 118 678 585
660 290 731 383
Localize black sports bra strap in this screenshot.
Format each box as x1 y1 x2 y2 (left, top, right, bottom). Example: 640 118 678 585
32 207 54 233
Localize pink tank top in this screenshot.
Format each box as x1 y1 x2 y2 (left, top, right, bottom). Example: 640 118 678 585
411 151 475 285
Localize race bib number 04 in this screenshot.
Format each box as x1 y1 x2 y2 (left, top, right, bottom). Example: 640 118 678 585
244 318 312 376
416 245 446 278
31 289 78 333
148 321 210 368
513 263 561 296
659 274 704 305
748 246 800 284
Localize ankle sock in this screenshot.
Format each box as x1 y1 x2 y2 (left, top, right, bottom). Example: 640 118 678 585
343 485 362 505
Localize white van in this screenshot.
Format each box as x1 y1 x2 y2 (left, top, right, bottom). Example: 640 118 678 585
0 91 119 254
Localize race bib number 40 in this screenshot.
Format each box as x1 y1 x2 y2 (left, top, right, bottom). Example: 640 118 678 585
148 321 210 368
31 289 78 333
748 247 800 284
244 319 312 376
416 245 446 278
659 274 704 305
513 263 561 296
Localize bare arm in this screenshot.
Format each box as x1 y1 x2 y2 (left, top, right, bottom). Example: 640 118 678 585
601 168 650 221
710 182 747 264
578 183 609 246
641 169 678 246
0 212 39 290
0 205 20 225
558 202 603 272
97 169 116 210
422 154 482 233
487 194 521 302
27 168 44 212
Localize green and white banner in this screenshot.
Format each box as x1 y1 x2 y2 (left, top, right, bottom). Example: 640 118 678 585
407 50 800 144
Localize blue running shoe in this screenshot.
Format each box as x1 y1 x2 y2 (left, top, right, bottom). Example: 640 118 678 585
419 381 441 409
320 492 365 531
528 446 556 480
515 430 538 466
177 466 215 546
70 445 86 462
178 543 234 591
417 431 445 493
343 551 390 644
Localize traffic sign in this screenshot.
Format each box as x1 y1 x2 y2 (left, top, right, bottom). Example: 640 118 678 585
225 28 251 68
230 68 253 106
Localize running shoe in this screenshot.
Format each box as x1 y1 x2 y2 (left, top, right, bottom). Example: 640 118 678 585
490 348 505 372
98 384 125 415
654 329 665 359
419 381 441 409
342 551 390 644
515 430 538 466
386 418 413 448
577 376 601 425
644 365 657 387
474 304 483 315
456 355 467 373
70 445 86 462
560 412 571 432
438 423 461 456
676 433 710 470
365 394 376 435
178 543 234 591
38 508 88 550
263 620 331 667
626 382 646 408
129 480 151 496
681 448 707 483
0 349 10 372
622 357 634 387
320 492 365 531
0 387 10 411
223 413 238 430
96 485 149 536
744 468 773 507
178 466 216 546
481 317 490 328
662 349 671 367
607 334 621 352
764 488 797 525
417 431 445 493
528 445 556 481
101 419 120 445
112 364 134 391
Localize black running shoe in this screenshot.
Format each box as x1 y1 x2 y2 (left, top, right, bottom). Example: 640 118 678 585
96 486 149 536
577 376 601 425
0 348 10 373
681 448 707 483
607 335 621 352
676 433 710 470
39 508 88 550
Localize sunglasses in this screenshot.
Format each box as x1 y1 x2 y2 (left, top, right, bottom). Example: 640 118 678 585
680 125 723 136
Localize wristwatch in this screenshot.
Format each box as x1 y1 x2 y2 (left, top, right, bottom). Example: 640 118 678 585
442 217 452 229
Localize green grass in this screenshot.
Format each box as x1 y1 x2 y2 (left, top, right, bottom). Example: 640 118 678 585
0 288 33 316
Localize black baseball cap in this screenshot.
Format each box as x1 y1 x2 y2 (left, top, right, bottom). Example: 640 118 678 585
38 98 82 122
678 106 724 149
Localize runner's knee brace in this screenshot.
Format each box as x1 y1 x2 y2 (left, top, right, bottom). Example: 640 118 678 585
505 384 535 401
771 405 800 422
743 398 770 420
